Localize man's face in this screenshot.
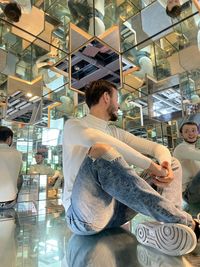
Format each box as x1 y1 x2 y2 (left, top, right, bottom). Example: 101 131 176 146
181 124 199 144
167 0 181 11
35 154 44 164
107 88 119 121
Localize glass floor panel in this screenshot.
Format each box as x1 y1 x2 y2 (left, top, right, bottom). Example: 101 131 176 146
0 197 199 267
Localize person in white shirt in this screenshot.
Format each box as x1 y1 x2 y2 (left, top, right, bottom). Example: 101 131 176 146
0 126 22 209
0 0 31 22
63 79 200 256
68 0 105 35
158 0 199 17
29 152 63 189
173 121 200 204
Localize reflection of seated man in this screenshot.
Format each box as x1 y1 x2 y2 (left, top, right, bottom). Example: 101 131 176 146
65 228 136 267
159 0 200 50
173 121 200 205
68 0 105 35
65 227 189 267
0 126 23 209
0 0 31 22
28 152 62 189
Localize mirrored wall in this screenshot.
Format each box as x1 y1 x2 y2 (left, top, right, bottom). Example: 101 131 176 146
1 0 200 201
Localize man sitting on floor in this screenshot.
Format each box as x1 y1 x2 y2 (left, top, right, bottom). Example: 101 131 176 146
62 80 200 256
0 126 22 209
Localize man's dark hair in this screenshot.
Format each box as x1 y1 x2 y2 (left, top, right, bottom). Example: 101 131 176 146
4 3 21 23
179 121 199 133
35 152 45 158
85 80 117 108
0 126 13 141
166 5 182 18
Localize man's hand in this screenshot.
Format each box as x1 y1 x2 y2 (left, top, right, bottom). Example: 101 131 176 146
148 161 174 188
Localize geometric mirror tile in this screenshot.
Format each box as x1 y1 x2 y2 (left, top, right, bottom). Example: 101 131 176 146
0 49 7 73
177 45 200 71
8 76 43 97
5 94 43 124
70 37 122 92
123 67 144 90
11 7 45 44
0 49 18 75
99 25 120 52
69 23 92 53
23 21 55 51
69 24 122 95
141 1 173 41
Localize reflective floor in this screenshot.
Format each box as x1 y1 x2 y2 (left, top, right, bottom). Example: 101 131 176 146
1 197 200 267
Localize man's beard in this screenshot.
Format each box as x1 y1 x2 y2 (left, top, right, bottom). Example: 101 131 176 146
184 137 198 144
107 105 118 121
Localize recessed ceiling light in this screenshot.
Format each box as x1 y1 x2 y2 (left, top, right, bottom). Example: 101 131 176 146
26 93 33 98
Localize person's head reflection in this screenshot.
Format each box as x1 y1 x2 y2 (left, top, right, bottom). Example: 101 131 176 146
66 228 137 267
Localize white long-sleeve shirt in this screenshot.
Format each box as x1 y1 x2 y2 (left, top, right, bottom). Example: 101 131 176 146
0 143 22 202
173 141 200 191
62 114 172 211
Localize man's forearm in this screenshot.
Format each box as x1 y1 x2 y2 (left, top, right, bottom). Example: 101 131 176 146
64 123 152 169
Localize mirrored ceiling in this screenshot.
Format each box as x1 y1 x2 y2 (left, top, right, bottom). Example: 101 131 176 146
0 0 200 128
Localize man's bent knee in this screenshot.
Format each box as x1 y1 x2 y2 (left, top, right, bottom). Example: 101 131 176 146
88 143 114 159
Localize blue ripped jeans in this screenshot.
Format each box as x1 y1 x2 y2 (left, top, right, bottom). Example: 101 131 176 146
66 149 193 235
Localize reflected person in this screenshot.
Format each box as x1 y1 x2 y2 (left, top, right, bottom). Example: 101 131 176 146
65 227 190 267
68 0 105 35
63 80 200 256
158 0 200 50
173 121 200 205
0 0 31 22
0 126 23 209
29 152 63 189
66 228 137 267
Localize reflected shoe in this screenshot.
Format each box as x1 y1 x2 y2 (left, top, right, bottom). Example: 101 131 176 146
135 221 197 256
137 244 192 267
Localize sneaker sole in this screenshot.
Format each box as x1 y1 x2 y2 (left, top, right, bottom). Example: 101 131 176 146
135 222 197 256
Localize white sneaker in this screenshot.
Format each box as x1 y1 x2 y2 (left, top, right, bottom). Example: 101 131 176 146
135 221 197 256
